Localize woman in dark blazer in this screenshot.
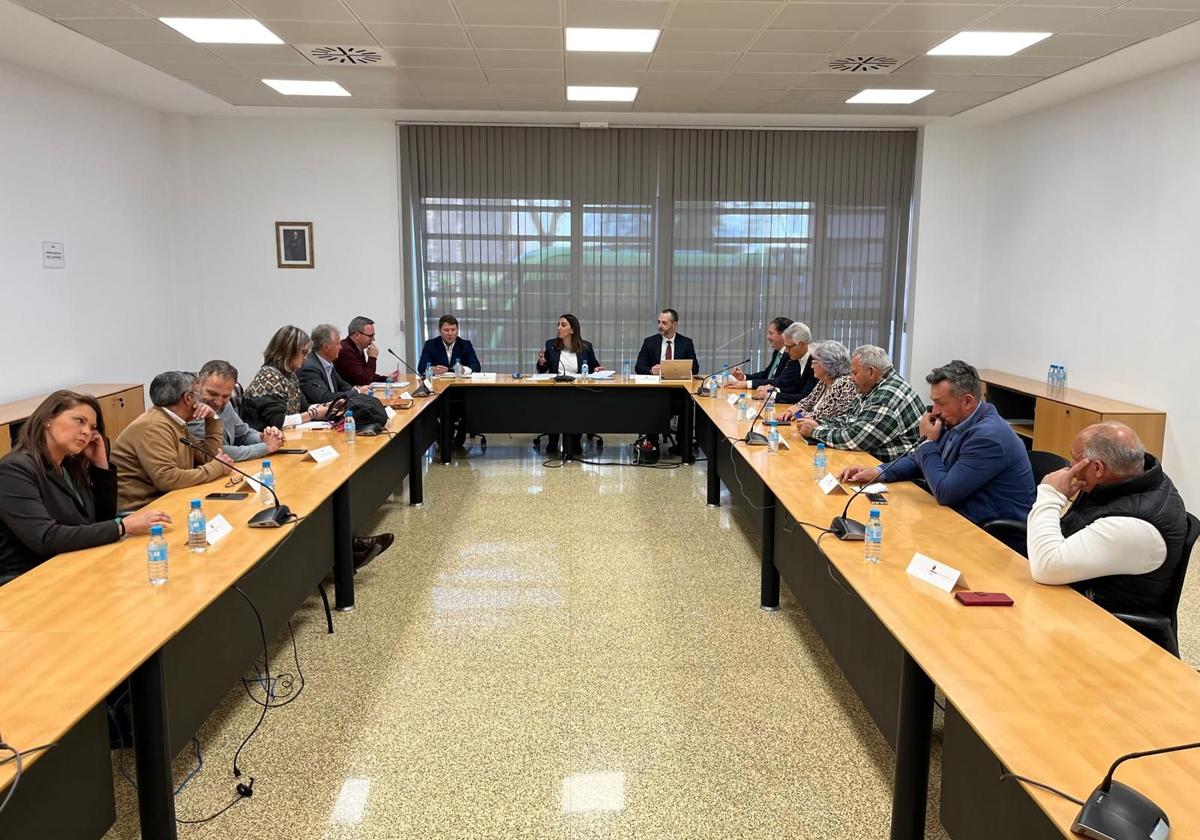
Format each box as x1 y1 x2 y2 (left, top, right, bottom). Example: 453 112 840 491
0 391 169 584
535 314 602 457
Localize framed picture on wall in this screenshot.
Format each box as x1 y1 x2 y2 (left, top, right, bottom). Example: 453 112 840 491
275 222 314 268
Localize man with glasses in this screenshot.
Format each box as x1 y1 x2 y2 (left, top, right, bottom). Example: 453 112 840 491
335 315 401 386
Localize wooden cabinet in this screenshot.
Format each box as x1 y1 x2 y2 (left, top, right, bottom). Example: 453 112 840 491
0 384 145 452
0 423 11 459
93 387 145 439
980 370 1165 460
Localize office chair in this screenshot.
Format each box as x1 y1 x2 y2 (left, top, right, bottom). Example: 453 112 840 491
981 451 1071 557
1027 450 1070 484
1110 512 1200 658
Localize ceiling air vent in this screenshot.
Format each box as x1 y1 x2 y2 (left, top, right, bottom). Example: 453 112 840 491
822 56 899 74
299 45 395 67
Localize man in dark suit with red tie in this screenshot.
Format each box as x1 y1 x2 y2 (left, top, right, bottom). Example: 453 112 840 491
635 309 699 454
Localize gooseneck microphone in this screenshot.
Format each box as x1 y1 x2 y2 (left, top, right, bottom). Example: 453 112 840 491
743 385 775 446
553 350 574 383
179 438 294 528
387 349 432 397
1071 740 1200 839
829 436 926 540
695 357 751 395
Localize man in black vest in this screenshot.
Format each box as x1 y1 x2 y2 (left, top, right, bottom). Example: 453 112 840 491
1026 422 1189 615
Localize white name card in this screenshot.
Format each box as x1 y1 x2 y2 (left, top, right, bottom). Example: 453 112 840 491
384 406 396 419
633 375 660 384
817 474 847 495
470 372 498 382
906 553 962 593
205 514 233 546
726 394 740 406
243 473 262 494
308 445 339 464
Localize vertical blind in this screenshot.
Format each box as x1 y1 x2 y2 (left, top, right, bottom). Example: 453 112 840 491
399 125 915 375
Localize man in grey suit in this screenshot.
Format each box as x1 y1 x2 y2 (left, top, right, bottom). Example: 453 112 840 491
188 360 283 461
298 324 371 405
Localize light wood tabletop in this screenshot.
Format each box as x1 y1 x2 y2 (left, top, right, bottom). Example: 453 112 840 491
978 369 1162 415
428 374 700 391
693 395 1200 837
0 396 438 789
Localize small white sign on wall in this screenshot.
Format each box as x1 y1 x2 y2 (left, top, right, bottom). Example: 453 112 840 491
42 241 65 269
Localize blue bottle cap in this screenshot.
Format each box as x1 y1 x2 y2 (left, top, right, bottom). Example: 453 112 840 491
869 508 881 517
150 524 164 536
190 499 201 508
262 460 271 468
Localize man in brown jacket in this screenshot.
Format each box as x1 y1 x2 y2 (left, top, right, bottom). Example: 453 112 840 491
112 371 233 509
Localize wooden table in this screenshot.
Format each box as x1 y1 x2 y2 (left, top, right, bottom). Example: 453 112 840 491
0 395 438 840
692 394 1200 840
431 375 700 464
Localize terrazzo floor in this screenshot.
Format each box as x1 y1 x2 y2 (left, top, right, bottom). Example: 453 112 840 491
101 436 968 839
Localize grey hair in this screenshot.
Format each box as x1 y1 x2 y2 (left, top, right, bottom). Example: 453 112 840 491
925 359 981 399
197 359 238 383
1080 422 1146 477
310 323 340 352
782 321 812 344
149 371 197 407
808 340 851 379
347 315 374 336
852 344 893 374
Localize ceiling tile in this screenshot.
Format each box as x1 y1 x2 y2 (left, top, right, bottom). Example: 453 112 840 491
565 100 633 111
468 26 562 49
495 99 569 109
187 78 282 98
668 2 783 30
1122 0 1200 9
899 0 999 5
1018 33 1139 57
338 79 421 96
1011 0 1123 6
367 23 469 47
18 0 136 17
203 44 310 63
148 61 250 80
386 48 479 67
261 21 373 43
657 29 761 51
867 4 996 31
982 55 1089 76
976 5 1106 30
355 96 431 107
703 89 788 105
129 0 245 15
565 51 653 70
837 31 951 53
732 52 828 72
235 0 355 21
1070 8 1200 36
404 66 488 84
321 65 412 81
483 67 564 84
750 30 854 52
413 83 495 98
223 93 290 105
419 98 501 108
563 0 671 27
719 71 806 89
232 62 329 79
892 55 997 74
649 52 740 71
565 68 647 84
486 84 565 99
61 18 188 43
640 69 727 88
476 49 563 69
345 0 459 24
109 41 219 61
778 88 862 104
920 90 1003 106
771 3 890 29
454 0 561 27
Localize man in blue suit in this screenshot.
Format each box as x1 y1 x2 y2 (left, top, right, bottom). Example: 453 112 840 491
840 360 1035 528
634 309 699 376
417 314 481 375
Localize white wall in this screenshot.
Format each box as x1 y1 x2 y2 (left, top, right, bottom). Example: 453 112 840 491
0 57 177 403
972 58 1200 503
166 115 404 381
907 124 988 382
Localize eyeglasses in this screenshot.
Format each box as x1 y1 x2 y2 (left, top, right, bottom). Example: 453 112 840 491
224 476 244 488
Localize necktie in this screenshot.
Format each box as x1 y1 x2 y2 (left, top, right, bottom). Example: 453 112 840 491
767 353 780 379
665 340 673 360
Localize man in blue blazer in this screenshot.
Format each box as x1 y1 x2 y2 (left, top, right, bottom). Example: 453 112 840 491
840 360 1035 527
725 316 793 391
634 309 699 376
417 314 481 374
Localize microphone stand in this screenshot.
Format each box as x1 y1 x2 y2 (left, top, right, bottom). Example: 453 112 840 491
829 437 925 540
743 386 774 446
179 437 294 528
387 348 432 397
695 357 750 396
553 352 573 383
1072 741 1200 838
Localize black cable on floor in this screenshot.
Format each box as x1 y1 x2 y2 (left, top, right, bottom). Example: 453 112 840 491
999 772 1085 806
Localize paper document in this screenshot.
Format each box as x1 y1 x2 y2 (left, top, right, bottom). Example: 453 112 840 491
585 370 616 380
470 372 498 382
633 375 661 384
296 421 332 430
529 373 555 381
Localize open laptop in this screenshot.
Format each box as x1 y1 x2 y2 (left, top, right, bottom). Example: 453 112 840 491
659 359 694 381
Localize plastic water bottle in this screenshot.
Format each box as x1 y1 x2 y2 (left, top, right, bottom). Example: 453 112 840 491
453 360 462 379
383 379 393 400
865 509 883 563
1046 364 1055 391
1059 364 1068 391
767 424 780 454
147 524 168 585
187 499 207 553
764 390 777 424
259 459 275 505
581 363 589 381
736 393 748 421
423 364 432 385
344 409 356 444
708 376 718 399
813 442 827 480
622 361 630 382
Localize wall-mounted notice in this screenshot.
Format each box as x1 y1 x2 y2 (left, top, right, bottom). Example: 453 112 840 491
42 242 65 269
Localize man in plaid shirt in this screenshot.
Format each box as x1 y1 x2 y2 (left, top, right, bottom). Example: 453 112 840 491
796 345 924 461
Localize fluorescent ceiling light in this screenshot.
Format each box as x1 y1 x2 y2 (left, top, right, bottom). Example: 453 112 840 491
262 79 351 96
567 85 638 102
565 27 660 52
927 31 1052 56
159 18 282 44
846 89 934 104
